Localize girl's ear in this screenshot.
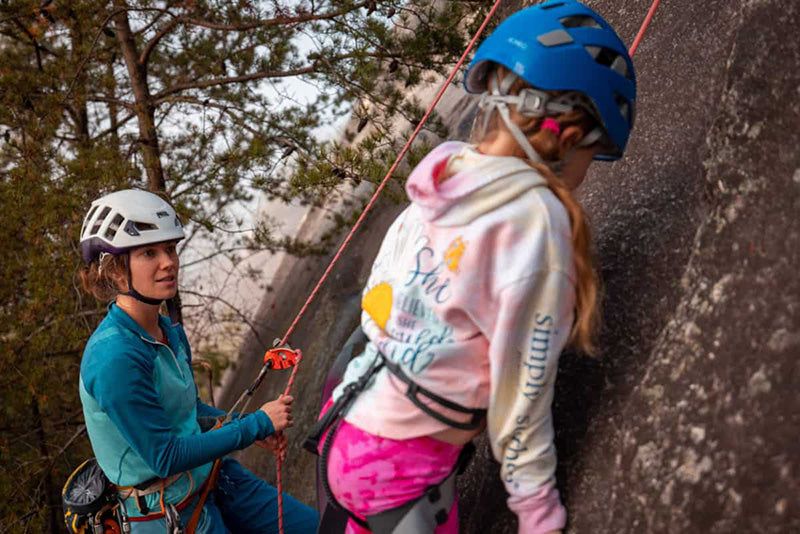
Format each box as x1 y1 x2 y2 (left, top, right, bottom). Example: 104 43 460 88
558 125 585 158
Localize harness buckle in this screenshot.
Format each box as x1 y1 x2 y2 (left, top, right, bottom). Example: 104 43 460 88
517 88 547 116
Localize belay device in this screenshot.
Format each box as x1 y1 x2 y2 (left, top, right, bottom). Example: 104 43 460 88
62 458 130 534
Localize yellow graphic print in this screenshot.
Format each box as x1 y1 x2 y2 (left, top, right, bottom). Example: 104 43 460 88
444 237 468 273
362 282 393 330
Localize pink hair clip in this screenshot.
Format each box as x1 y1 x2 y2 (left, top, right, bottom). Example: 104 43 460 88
541 118 561 135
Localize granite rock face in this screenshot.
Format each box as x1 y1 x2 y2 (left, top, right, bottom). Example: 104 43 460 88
219 0 799 532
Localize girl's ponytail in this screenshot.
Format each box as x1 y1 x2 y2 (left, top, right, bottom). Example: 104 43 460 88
530 162 600 356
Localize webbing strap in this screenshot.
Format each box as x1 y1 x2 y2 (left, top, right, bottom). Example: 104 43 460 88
365 443 474 533
377 351 486 431
184 458 221 534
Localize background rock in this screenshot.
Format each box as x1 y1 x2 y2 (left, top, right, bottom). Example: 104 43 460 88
218 0 800 531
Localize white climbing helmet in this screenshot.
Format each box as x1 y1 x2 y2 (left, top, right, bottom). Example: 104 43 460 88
80 189 184 265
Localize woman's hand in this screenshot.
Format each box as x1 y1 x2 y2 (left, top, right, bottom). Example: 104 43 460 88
254 432 289 460
259 394 294 432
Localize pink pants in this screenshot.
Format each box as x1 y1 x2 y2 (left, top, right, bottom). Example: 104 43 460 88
323 409 463 534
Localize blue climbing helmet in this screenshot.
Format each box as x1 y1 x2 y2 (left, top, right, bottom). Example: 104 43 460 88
464 0 636 161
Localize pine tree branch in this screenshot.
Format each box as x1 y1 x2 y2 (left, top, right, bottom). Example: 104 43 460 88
138 1 370 68
95 112 136 138
154 64 319 99
181 289 268 347
156 95 310 157
175 0 371 32
89 95 135 110
138 17 179 66
181 246 261 268
153 48 395 100
61 7 128 105
17 309 105 350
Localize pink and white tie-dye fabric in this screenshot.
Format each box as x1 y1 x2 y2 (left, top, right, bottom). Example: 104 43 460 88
325 416 463 534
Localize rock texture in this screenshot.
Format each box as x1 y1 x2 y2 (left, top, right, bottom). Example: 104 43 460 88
218 0 800 532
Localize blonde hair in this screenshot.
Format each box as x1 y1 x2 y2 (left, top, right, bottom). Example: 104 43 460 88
78 253 128 302
474 65 602 356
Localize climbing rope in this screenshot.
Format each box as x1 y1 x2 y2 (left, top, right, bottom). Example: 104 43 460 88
629 0 662 57
262 0 664 531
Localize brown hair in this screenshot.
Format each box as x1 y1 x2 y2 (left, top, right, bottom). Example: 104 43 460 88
474 65 602 355
79 253 128 302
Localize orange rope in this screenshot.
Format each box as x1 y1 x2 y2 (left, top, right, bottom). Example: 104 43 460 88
629 0 662 57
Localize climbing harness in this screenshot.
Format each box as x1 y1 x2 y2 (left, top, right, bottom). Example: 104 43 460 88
305 329 484 454
303 327 482 533
63 456 217 534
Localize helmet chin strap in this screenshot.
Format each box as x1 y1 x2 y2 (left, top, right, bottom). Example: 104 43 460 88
124 254 163 306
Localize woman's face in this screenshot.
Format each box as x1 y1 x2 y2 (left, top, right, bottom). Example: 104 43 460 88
127 241 180 299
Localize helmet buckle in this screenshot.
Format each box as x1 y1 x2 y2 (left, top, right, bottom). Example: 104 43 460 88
517 88 548 117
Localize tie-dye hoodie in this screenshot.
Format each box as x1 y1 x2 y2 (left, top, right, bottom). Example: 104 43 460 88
333 141 575 532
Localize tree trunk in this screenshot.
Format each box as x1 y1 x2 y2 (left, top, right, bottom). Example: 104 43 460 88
32 396 58 534
107 52 120 153
113 4 165 192
69 16 89 144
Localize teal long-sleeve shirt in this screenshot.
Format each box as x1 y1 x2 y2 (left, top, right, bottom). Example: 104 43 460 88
79 303 273 514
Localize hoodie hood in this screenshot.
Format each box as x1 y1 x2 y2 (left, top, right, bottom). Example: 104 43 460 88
405 141 549 227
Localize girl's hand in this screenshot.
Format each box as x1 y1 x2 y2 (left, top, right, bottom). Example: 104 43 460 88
254 432 289 460
259 394 294 431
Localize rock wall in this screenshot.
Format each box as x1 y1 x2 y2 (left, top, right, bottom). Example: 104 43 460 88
218 0 800 531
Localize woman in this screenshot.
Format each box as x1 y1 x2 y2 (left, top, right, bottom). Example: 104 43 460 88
78 189 318 533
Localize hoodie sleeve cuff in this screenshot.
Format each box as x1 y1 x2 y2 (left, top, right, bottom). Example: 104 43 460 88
507 482 567 534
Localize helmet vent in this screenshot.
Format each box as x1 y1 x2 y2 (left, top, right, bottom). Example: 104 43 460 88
537 29 574 47
104 214 125 241
134 222 158 232
541 2 565 10
82 205 98 236
86 205 98 224
584 46 633 81
615 92 635 127
560 15 601 29
91 206 111 235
